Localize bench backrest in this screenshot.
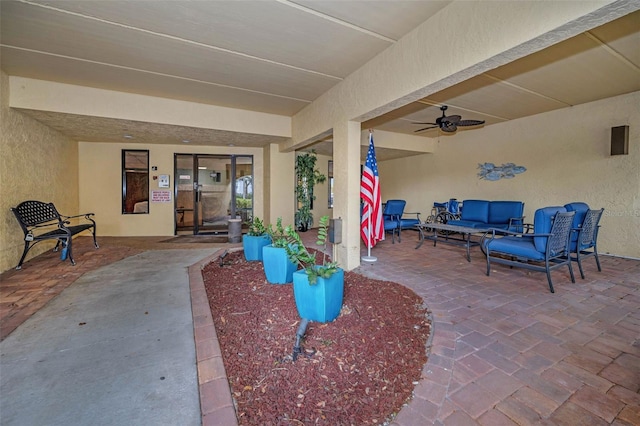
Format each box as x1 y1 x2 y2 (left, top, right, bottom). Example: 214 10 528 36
12 200 61 228
460 200 490 222
461 200 524 225
489 201 524 224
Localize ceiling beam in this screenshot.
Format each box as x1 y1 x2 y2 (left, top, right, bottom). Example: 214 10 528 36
9 77 292 138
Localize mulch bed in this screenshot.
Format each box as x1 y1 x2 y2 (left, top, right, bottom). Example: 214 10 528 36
201 250 430 425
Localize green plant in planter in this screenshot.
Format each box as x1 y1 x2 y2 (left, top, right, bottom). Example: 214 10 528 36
266 217 290 248
242 217 270 261
285 215 339 284
263 217 297 284
246 216 267 236
295 151 326 231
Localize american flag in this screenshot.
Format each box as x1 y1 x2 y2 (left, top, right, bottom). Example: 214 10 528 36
360 133 384 248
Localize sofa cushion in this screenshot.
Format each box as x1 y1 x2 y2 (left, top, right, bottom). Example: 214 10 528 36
460 200 490 223
399 218 420 229
447 219 489 229
486 222 511 230
486 236 544 261
489 201 524 225
533 206 567 252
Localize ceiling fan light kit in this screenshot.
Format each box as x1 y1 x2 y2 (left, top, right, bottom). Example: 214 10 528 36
413 105 485 133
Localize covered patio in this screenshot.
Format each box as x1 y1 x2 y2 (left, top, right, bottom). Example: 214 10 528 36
1 235 638 425
2 2 639 424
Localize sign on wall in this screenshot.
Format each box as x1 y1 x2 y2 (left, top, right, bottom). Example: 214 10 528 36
151 190 172 202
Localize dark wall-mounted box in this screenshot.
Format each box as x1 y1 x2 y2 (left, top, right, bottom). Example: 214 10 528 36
611 125 629 156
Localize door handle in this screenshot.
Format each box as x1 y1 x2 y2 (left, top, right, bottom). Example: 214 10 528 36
194 182 202 202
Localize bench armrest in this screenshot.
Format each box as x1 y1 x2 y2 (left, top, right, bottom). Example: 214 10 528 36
61 213 95 220
60 212 96 226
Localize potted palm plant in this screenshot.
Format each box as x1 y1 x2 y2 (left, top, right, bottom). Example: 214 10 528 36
242 217 270 261
262 218 297 284
285 215 344 323
295 151 326 231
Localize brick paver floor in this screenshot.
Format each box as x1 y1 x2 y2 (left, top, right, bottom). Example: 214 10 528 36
1 233 638 425
352 230 639 425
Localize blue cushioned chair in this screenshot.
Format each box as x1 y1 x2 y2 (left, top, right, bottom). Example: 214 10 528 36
399 210 421 241
482 206 576 293
565 203 604 279
383 200 421 243
382 200 404 243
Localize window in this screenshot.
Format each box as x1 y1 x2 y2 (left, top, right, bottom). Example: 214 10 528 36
122 150 149 214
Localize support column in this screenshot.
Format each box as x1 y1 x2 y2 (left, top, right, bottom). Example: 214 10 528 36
264 144 295 225
332 121 361 270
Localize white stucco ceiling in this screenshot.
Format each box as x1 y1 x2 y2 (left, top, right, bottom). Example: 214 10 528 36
1 1 639 161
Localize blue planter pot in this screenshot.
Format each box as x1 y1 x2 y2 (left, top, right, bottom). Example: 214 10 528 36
262 245 297 284
293 268 344 323
242 234 271 261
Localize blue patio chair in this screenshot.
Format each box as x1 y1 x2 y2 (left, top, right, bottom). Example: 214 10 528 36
399 210 421 241
482 206 576 293
382 200 405 243
565 203 604 279
382 199 421 243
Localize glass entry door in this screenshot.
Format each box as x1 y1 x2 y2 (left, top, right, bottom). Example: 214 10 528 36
174 154 253 235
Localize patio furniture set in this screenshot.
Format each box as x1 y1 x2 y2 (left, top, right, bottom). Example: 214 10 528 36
10 198 603 294
384 199 603 293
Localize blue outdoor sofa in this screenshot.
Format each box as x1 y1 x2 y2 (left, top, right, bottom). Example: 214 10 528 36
447 200 525 231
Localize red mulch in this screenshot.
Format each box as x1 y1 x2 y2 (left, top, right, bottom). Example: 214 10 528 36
202 250 430 425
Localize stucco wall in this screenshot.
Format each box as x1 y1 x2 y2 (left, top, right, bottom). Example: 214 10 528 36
264 144 295 226
379 91 640 259
1 71 80 272
78 142 265 236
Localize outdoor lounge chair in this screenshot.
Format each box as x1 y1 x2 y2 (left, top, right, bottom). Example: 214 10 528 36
565 202 604 279
482 206 576 293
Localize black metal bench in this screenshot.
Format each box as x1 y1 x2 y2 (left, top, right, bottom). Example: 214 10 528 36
11 200 98 269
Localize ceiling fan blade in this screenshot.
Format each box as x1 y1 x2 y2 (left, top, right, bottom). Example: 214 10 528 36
411 122 438 125
414 125 438 132
457 119 485 127
444 115 461 124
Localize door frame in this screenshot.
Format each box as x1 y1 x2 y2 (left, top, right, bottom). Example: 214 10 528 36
173 153 253 235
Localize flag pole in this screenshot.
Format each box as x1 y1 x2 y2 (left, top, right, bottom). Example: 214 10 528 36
362 202 376 262
362 130 377 263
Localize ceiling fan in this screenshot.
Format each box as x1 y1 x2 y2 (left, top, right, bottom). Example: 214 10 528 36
413 105 485 133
